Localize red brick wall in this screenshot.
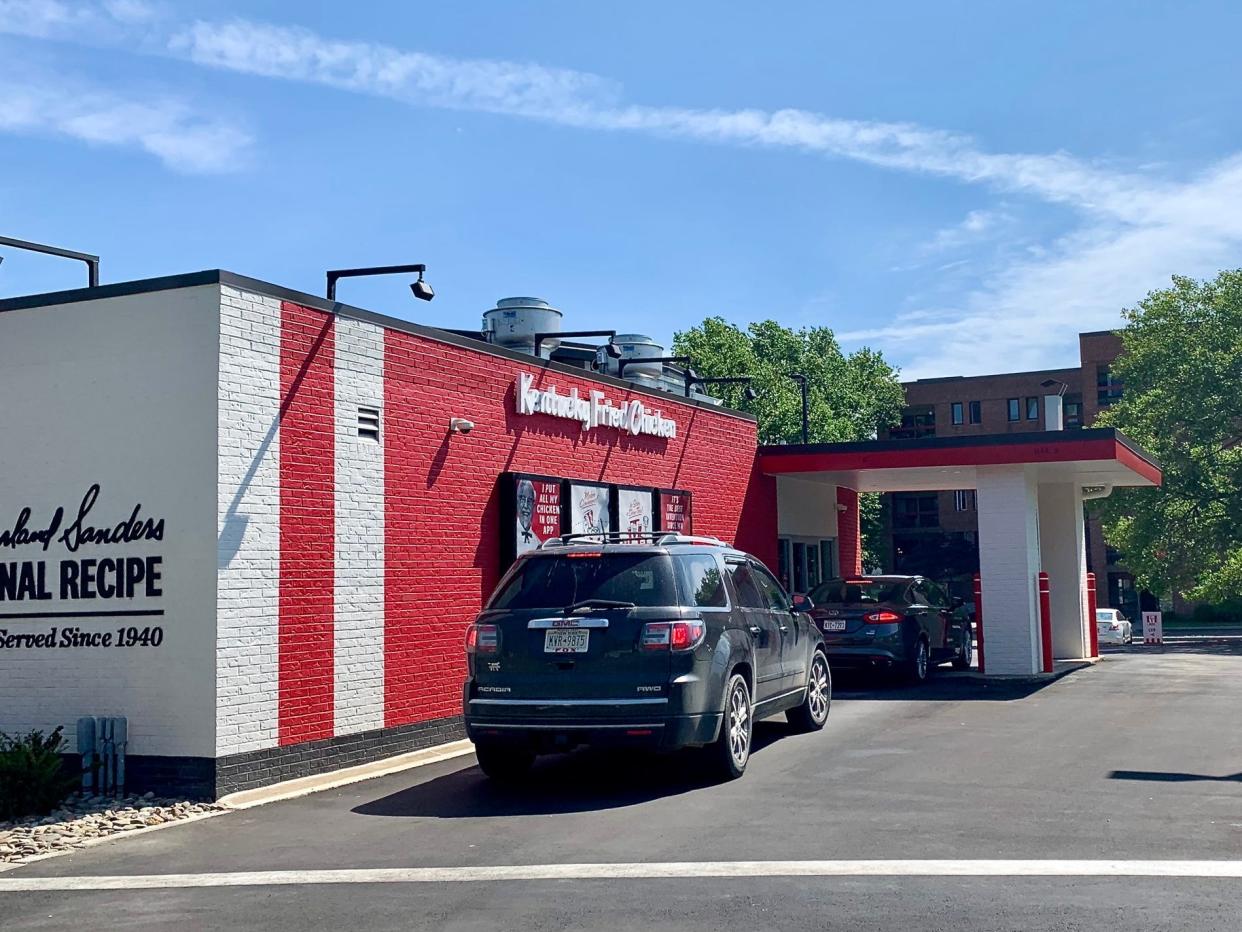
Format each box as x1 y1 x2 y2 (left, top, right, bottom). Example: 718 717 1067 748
836 487 860 575
278 302 336 745
382 327 773 728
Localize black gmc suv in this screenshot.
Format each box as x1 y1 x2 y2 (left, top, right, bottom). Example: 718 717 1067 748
463 534 830 781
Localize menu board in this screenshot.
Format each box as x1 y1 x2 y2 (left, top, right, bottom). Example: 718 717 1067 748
658 489 692 534
569 482 611 536
616 487 655 540
505 473 564 564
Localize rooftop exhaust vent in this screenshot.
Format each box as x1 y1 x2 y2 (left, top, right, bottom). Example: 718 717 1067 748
482 297 563 358
605 334 665 380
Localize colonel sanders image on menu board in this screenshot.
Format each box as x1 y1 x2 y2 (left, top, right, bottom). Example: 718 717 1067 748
515 479 537 553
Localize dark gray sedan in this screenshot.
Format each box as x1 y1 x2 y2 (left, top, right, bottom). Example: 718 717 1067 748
805 575 972 683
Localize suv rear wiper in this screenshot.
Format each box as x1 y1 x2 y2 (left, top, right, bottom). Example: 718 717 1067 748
564 598 637 614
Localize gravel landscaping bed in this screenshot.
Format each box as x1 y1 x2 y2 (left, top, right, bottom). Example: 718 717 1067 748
1 792 226 865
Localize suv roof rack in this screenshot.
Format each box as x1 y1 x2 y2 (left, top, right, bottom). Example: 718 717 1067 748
539 532 729 549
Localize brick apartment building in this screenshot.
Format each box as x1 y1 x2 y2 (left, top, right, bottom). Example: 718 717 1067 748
877 330 1136 613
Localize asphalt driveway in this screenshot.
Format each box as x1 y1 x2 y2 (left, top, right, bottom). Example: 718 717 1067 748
4 637 1241 930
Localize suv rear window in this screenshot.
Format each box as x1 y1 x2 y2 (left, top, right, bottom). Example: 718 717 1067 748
489 552 678 610
809 578 907 606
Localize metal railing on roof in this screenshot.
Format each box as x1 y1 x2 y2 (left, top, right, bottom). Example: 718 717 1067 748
539 531 728 549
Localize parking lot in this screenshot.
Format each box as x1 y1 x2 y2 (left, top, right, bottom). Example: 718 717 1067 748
3 636 1241 931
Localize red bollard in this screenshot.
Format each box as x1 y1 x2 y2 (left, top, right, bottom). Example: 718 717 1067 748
1086 572 1099 658
1038 571 1054 673
972 573 985 674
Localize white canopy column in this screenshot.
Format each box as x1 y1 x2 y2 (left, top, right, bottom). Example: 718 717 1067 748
1037 482 1091 660
975 465 1043 675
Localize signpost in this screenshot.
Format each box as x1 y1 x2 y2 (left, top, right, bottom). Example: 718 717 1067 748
1142 611 1163 645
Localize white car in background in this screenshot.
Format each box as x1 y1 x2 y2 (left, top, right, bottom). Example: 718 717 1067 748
1097 608 1133 645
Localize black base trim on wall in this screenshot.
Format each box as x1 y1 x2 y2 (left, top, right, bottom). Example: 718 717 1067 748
57 716 466 801
57 754 217 800
214 715 466 798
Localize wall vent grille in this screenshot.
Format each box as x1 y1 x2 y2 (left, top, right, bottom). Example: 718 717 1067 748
357 405 381 441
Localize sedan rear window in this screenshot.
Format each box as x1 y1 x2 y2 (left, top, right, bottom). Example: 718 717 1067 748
489 552 678 610
809 578 907 606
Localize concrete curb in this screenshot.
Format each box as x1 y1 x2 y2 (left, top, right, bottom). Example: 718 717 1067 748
0 739 477 875
948 659 1096 686
217 740 476 810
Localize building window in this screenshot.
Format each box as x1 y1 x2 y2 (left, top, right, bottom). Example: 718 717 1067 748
781 536 837 592
954 490 976 512
951 402 964 425
777 538 792 593
1065 401 1083 428
1026 397 1039 420
892 404 936 439
1007 398 1020 421
893 492 939 529
1097 365 1123 406
968 400 982 424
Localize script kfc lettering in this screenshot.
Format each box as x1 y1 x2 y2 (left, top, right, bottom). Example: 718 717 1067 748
516 373 677 439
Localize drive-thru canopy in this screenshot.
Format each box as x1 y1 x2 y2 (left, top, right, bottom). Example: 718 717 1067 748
760 428 1161 676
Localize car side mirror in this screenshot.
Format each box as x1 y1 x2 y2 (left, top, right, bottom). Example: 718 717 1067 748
792 593 814 613
951 596 964 608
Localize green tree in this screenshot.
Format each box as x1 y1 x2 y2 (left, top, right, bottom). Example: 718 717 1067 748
672 317 904 569
1095 270 1242 601
672 317 904 445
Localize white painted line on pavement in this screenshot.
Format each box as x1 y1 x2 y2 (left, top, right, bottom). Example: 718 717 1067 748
4 860 1242 891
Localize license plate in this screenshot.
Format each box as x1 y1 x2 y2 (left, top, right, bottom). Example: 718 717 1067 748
823 619 847 632
544 629 590 653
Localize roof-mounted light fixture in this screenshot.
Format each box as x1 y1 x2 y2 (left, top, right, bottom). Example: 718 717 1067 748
533 329 621 362
326 263 433 303
0 235 99 288
787 372 810 444
688 375 757 402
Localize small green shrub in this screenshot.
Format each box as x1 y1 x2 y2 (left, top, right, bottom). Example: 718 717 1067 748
0 726 78 821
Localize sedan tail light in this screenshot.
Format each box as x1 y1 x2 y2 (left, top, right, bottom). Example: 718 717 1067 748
641 620 705 651
863 611 902 624
466 622 500 654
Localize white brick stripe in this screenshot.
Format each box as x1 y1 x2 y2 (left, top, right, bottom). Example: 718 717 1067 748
216 286 282 755
333 317 386 736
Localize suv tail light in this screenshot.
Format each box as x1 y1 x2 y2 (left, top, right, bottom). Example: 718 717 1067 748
466 623 500 654
863 611 902 624
640 620 705 651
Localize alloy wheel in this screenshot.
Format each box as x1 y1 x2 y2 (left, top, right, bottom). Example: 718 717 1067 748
807 655 830 724
727 680 752 769
916 640 929 680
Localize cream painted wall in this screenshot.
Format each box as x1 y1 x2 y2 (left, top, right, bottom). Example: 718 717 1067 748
776 477 840 539
0 286 220 757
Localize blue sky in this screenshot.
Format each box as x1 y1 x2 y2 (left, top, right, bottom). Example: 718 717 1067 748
3 1 1242 379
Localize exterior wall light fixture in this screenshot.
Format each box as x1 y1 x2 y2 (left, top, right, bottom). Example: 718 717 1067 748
326 263 433 302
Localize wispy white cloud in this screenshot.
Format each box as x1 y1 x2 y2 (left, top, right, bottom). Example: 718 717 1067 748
843 156 1242 378
0 3 250 171
919 208 1009 255
9 3 1242 375
0 0 154 40
0 62 252 172
168 18 622 117
166 18 1168 222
